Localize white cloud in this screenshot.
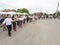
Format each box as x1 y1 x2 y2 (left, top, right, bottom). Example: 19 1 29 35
0 0 60 13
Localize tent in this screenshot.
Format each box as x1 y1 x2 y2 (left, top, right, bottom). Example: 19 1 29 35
22 13 28 15
16 13 23 14
6 12 16 14
6 12 17 17
0 12 6 14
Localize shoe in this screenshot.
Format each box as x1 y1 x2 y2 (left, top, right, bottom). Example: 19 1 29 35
8 34 11 37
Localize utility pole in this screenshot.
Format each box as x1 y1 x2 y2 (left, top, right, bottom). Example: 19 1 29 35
56 2 59 16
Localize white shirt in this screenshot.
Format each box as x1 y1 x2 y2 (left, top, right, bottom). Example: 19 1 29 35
29 16 32 18
23 16 26 19
19 18 24 21
3 18 13 25
15 16 17 19
17 18 19 21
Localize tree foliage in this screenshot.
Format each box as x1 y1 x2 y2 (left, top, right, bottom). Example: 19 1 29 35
12 9 17 12
16 8 29 14
53 11 60 16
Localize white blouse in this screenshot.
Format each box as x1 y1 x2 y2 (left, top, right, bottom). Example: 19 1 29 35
3 18 13 25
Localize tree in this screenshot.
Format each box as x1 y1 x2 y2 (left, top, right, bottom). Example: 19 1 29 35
40 12 43 15
16 9 21 12
16 8 29 14
12 9 17 12
21 8 29 13
53 11 60 16
43 13 48 15
57 11 60 16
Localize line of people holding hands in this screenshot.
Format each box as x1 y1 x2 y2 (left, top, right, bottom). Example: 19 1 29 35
0 14 38 37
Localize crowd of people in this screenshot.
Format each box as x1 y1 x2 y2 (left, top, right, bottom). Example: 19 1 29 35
0 14 60 37
0 14 39 37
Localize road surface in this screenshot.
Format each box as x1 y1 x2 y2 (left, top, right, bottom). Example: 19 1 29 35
0 19 60 45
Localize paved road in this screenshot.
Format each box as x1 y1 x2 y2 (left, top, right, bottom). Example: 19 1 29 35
0 19 60 45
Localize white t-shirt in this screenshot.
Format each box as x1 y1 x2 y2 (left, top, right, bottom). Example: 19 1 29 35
23 16 26 19
19 18 24 21
29 16 32 18
14 16 17 19
3 18 13 25
32 16 35 21
17 18 19 21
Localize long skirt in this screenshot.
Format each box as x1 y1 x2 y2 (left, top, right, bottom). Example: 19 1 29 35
12 22 16 31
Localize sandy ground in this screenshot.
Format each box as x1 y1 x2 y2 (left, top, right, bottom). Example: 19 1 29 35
0 19 60 45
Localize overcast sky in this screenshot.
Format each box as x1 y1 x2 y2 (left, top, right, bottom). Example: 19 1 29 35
0 0 60 14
